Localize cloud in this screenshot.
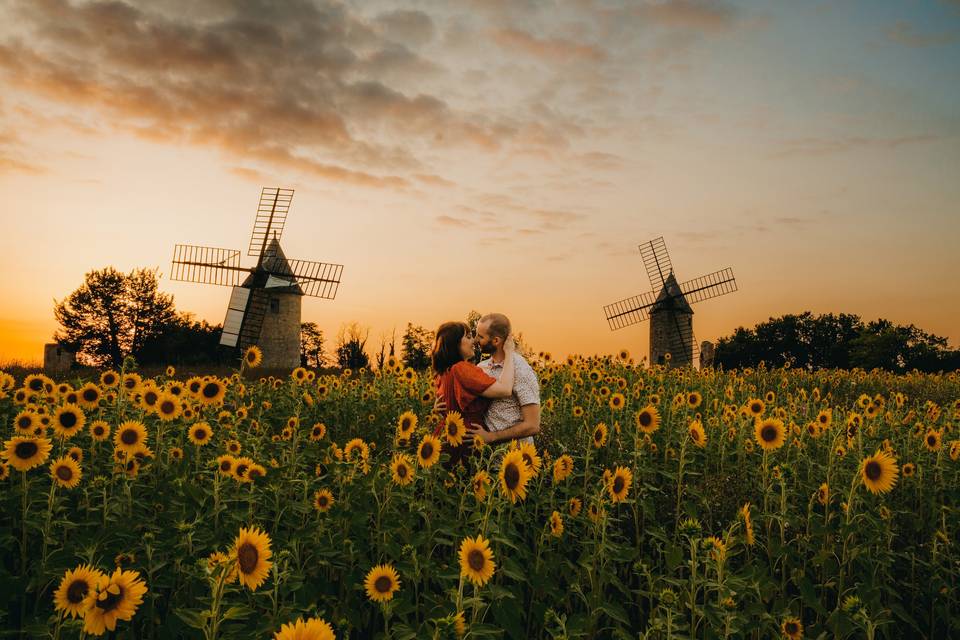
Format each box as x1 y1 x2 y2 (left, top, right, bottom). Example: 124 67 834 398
436 215 472 227
771 134 941 158
630 0 740 33
885 21 959 48
0 0 585 189
490 28 607 63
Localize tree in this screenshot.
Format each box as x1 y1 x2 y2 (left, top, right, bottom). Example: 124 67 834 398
54 267 176 368
335 321 370 370
138 313 225 366
300 322 327 368
401 323 434 371
715 312 959 372
375 328 397 370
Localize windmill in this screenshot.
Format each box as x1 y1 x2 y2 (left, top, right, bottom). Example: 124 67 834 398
170 187 343 369
603 237 737 368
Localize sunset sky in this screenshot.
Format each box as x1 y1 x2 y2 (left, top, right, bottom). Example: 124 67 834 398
1 0 958 365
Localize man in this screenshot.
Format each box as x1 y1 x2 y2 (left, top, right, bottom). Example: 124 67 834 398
465 312 541 445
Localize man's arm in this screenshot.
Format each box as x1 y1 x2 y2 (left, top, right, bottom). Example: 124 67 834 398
467 404 540 444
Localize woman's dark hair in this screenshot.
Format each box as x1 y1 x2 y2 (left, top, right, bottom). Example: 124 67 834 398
432 321 470 374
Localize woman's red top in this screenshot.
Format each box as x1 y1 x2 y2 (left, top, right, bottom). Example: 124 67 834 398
433 361 497 435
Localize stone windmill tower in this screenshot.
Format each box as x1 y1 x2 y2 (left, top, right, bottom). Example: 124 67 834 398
170 187 343 369
603 237 737 368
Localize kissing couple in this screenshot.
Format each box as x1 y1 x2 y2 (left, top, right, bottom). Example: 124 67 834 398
430 313 541 467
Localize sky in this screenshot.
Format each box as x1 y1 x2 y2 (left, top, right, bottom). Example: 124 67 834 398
1 0 958 365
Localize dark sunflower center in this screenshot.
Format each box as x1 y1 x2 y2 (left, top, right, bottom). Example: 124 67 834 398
237 542 258 574
785 622 798 633
761 426 777 442
220 461 232 472
56 465 73 481
467 549 485 572
374 575 392 593
96 586 124 613
29 379 44 391
83 389 97 401
927 435 936 446
318 496 328 507
235 464 249 477
865 460 881 481
17 416 31 429
249 468 262 478
421 443 434 459
145 392 158 404
398 464 407 478
66 579 89 603
202 383 220 399
522 453 533 467
59 412 77 428
15 441 38 459
691 429 700 441
120 429 139 445
194 429 208 440
613 477 625 494
160 401 176 414
448 423 457 436
504 463 520 490
751 403 762 413
94 426 104 435
638 412 652 427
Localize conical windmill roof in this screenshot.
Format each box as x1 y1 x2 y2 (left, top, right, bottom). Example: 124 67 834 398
651 272 693 314
242 236 303 294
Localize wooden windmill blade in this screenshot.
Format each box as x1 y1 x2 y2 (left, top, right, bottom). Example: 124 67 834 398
170 244 248 286
248 187 294 260
639 236 673 290
678 268 737 305
603 289 658 330
273 258 344 299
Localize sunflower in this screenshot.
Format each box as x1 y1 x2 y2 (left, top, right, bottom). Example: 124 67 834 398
816 408 832 428
635 405 660 434
76 383 102 410
592 422 608 448
950 440 960 461
2 436 53 472
232 457 254 483
53 404 86 439
24 373 53 394
499 449 531 503
740 502 755 546
549 511 564 537
292 367 309 383
273 617 336 640
344 437 369 463
552 454 574 483
309 422 327 442
13 410 39 434
155 393 181 422
390 453 416 486
568 497 582 517
231 526 273 590
0 462 9 481
686 391 702 409
443 411 466 446
364 564 401 602
688 420 707 448
817 482 829 505
754 418 786 451
188 422 213 446
217 454 237 476
85 419 109 442
81 568 148 636
417 434 442 468
459 535 496 586
516 441 542 477
169 447 184 463
608 466 632 502
53 563 105 619
588 502 605 523
114 421 148 455
472 470 491 501
247 463 266 481
924 429 942 452
140 384 161 412
313 489 334 512
861 450 899 494
746 398 765 417
397 411 418 437
197 378 227 406
609 392 626 411
781 616 803 640
242 346 263 369
572 406 585 418
902 462 916 478
50 456 82 489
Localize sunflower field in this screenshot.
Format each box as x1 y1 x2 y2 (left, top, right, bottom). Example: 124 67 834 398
1 350 959 639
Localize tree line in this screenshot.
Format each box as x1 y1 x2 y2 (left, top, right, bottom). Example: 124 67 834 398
52 266 958 373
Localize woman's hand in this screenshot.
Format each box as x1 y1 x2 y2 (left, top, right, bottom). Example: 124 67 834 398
503 334 516 355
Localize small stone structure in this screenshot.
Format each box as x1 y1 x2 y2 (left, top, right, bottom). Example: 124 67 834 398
699 341 716 369
43 343 75 373
255 291 302 369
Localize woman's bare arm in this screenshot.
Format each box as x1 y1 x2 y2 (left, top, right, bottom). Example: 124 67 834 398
480 336 516 398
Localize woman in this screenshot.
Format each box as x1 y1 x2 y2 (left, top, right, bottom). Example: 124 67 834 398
431 321 516 467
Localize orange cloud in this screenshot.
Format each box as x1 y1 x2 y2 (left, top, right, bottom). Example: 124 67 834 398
490 28 607 62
